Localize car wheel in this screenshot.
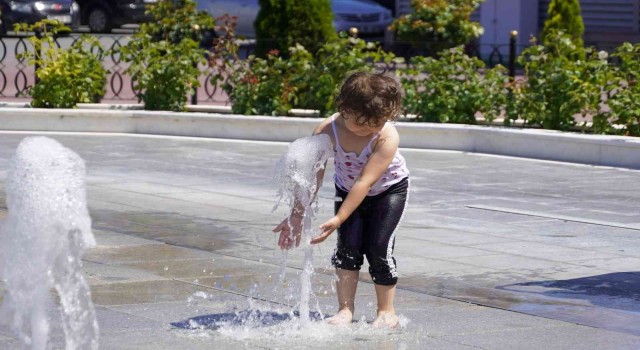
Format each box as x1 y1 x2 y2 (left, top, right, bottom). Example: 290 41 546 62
87 7 111 33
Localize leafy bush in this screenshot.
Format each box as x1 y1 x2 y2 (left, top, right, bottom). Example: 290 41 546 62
146 0 215 45
224 45 314 116
541 0 584 47
225 34 396 116
255 0 337 57
511 32 596 130
576 49 617 134
606 43 640 136
16 21 106 108
390 0 484 55
123 38 204 111
298 35 396 115
398 46 508 124
122 0 214 111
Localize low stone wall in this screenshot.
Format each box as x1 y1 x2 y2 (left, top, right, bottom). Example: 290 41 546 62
0 107 638 169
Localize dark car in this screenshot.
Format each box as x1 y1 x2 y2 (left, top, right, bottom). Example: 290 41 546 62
76 0 156 33
371 0 395 15
0 0 80 33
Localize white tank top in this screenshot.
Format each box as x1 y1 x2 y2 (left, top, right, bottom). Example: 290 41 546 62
331 114 409 196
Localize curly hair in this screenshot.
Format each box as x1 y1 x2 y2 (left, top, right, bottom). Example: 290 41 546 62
335 71 404 126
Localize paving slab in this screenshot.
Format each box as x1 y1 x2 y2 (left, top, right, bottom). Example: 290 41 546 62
0 132 639 349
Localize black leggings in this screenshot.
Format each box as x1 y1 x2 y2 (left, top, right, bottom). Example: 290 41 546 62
331 178 409 286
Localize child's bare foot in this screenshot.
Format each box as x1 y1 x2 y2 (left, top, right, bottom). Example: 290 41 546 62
371 312 398 329
325 309 353 325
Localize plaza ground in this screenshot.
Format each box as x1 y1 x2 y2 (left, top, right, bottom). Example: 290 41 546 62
0 131 639 349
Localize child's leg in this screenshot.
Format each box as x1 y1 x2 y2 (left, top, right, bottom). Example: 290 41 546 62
329 186 365 325
364 179 409 328
372 283 398 328
326 268 359 325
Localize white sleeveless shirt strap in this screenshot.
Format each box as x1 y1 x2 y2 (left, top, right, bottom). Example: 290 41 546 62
330 114 341 149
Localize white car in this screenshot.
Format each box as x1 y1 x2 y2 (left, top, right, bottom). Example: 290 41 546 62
197 0 393 38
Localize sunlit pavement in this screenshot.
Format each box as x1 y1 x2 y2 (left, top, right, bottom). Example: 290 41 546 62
1 131 639 349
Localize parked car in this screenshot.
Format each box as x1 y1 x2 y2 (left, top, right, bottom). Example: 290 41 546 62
0 0 80 34
196 0 393 38
370 0 395 15
332 0 393 36
76 0 156 33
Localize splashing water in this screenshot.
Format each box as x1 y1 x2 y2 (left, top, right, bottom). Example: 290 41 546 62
273 134 333 325
173 295 412 347
0 137 99 349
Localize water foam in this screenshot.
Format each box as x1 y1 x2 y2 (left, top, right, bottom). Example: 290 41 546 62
273 134 333 324
0 137 99 349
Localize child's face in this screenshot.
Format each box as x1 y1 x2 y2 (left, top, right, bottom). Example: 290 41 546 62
343 115 386 137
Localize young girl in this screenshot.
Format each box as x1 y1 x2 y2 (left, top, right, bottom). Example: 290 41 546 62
273 71 409 328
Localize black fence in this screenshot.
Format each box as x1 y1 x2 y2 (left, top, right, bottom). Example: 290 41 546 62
0 33 258 104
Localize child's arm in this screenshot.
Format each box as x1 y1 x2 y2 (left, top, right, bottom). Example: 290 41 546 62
272 165 326 249
311 128 399 245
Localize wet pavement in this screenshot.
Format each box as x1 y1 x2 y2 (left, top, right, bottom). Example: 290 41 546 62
1 131 639 349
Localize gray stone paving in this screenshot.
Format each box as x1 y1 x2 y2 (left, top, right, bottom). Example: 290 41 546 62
0 131 640 349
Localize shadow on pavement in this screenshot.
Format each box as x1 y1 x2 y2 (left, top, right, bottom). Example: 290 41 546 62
498 272 640 312
170 309 325 330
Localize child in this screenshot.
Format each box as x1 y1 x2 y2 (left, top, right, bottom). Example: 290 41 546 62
273 71 409 328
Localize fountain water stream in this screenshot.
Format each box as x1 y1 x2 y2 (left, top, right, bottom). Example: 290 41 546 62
273 134 333 325
0 137 99 349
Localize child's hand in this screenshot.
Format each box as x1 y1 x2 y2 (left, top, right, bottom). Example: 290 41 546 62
272 214 303 250
311 216 341 245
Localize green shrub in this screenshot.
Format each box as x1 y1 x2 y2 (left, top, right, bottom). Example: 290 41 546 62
225 34 396 116
123 38 204 111
541 0 584 48
16 21 106 108
607 43 640 136
398 46 508 124
512 32 594 130
390 0 484 55
146 0 215 45
577 49 617 134
297 34 396 116
224 45 314 116
122 0 214 111
255 0 337 57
